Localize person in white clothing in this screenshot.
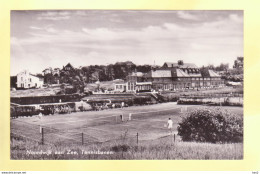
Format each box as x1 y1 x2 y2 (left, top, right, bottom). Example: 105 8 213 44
167 118 173 135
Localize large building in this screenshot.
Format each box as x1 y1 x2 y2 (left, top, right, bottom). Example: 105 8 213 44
17 70 44 89
115 60 224 92
149 61 224 91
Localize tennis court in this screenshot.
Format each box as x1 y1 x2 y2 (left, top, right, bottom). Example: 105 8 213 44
11 102 242 145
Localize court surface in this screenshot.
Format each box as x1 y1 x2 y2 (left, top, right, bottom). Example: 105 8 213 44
11 103 243 145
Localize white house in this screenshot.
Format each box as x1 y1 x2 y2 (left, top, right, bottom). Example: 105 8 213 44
17 70 44 89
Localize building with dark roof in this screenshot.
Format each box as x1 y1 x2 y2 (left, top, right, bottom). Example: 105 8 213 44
122 60 224 92
63 63 74 71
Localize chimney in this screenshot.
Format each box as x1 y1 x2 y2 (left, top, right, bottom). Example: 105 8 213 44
178 60 184 65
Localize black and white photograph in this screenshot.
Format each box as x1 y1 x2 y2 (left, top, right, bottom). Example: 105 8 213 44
10 10 243 160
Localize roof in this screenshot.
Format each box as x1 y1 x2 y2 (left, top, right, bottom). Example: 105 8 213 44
208 70 221 77
130 72 143 77
189 74 202 77
29 74 44 79
163 62 198 69
114 82 126 85
175 69 190 77
136 82 152 85
42 68 52 72
151 70 171 78
64 63 74 69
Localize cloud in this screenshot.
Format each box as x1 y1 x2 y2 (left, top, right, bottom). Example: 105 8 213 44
37 16 70 20
37 11 71 20
29 25 57 33
18 14 243 50
45 27 57 33
177 11 199 20
11 11 243 75
75 11 88 16
29 26 42 30
229 14 243 23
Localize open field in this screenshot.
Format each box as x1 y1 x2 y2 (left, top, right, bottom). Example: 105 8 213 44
11 86 61 97
11 80 123 97
11 102 243 159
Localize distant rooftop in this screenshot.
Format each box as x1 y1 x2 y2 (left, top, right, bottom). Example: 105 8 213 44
163 62 198 69
208 70 221 77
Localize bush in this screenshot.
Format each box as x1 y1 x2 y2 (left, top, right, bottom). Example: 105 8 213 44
177 107 243 143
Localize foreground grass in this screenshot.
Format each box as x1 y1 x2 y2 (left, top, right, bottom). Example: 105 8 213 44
11 135 243 160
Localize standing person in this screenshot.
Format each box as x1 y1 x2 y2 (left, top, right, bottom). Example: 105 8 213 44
167 118 173 135
38 112 43 119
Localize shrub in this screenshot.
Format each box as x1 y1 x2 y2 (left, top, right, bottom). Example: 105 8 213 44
111 144 130 152
177 107 243 143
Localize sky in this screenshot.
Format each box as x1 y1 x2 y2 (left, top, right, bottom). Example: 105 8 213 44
11 10 243 76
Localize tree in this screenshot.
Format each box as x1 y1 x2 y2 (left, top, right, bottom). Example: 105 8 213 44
178 107 243 143
215 63 229 71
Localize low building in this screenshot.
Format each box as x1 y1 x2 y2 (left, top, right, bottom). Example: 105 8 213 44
17 70 44 89
114 82 127 92
52 68 60 76
136 82 152 92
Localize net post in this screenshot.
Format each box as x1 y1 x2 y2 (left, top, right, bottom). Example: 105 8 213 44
82 132 84 145
174 133 176 142
41 127 44 145
136 132 139 145
129 113 132 121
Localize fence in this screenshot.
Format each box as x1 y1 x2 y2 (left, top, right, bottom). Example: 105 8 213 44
11 120 141 146
180 92 243 98
178 96 243 106
11 94 82 105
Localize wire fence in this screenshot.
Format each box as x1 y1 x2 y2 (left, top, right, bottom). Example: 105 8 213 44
11 106 190 146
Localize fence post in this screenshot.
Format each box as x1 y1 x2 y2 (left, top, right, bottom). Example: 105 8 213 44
174 134 176 142
136 132 139 145
82 132 84 145
129 113 132 121
41 127 44 145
